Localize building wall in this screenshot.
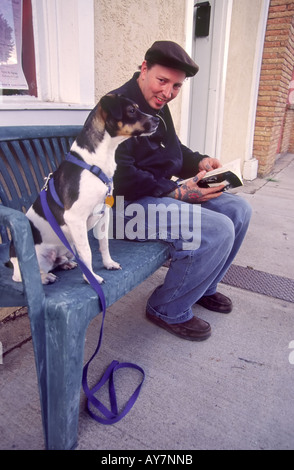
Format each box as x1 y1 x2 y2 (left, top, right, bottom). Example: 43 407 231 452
253 0 294 176
289 106 294 151
281 106 294 151
93 0 188 134
2 0 292 180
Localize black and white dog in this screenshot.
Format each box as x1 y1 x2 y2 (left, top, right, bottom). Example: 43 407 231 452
10 94 159 285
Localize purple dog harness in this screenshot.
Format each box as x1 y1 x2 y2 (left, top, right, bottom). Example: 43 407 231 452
40 153 145 424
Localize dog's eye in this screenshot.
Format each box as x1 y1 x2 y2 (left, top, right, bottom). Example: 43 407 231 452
127 104 139 115
126 106 138 117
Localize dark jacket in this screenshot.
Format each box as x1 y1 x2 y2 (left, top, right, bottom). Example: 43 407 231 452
112 72 206 201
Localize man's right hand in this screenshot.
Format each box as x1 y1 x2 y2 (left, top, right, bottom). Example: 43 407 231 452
168 171 225 203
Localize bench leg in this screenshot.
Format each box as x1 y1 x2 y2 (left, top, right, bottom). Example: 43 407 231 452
30 301 91 450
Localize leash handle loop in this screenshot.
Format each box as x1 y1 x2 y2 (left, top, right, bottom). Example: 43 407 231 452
39 189 144 425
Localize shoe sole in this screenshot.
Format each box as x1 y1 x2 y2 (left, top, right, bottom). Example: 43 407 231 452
146 313 211 341
196 299 232 314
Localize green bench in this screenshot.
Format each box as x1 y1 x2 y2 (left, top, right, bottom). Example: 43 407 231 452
0 126 169 449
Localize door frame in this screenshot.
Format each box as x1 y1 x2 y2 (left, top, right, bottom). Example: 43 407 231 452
181 0 233 157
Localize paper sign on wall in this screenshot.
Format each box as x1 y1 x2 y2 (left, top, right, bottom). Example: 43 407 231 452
0 0 28 90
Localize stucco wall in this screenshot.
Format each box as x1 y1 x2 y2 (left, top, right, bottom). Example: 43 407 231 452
93 0 188 132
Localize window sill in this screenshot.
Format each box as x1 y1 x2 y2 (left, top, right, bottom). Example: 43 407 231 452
0 97 94 111
0 98 94 126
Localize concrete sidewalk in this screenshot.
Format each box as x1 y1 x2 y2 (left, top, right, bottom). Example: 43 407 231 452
1 154 293 450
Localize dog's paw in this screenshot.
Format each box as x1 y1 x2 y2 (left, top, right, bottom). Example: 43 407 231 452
83 273 105 285
41 272 57 284
60 261 78 271
12 274 22 283
104 260 121 271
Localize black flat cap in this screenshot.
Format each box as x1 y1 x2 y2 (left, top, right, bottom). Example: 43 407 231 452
145 40 199 77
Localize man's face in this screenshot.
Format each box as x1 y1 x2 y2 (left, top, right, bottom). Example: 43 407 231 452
138 61 186 110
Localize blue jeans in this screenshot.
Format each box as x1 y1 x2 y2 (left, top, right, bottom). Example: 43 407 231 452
113 193 252 324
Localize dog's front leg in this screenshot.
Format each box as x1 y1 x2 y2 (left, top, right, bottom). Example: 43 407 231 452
95 207 121 270
64 214 105 284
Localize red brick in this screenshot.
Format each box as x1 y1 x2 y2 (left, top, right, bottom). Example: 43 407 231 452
270 5 287 11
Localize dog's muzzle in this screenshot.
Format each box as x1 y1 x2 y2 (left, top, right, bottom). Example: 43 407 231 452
145 115 160 134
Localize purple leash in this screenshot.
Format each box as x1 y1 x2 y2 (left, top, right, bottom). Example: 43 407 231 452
40 187 145 424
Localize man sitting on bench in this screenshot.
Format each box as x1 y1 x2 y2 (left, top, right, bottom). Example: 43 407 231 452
110 40 252 341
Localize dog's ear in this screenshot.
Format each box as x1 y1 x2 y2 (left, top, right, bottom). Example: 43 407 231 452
100 94 123 121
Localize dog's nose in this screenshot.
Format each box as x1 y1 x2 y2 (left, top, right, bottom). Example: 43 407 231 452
152 116 160 129
152 116 160 130
144 117 159 134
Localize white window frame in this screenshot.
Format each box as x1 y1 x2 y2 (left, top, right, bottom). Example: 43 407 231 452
0 0 95 126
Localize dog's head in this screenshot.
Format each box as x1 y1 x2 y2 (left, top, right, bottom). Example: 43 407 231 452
99 94 159 138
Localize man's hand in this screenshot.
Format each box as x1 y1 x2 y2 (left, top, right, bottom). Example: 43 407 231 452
198 157 222 172
168 170 225 203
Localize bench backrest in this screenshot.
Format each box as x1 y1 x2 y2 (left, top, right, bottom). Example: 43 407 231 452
0 126 82 245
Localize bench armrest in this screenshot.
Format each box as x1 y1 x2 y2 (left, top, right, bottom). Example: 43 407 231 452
0 205 45 308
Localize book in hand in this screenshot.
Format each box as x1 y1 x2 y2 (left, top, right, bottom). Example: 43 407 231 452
178 159 243 192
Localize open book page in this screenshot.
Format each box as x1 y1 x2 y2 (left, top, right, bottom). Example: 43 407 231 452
201 159 242 180
178 159 243 191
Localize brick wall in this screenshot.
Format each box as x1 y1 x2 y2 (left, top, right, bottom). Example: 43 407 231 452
253 0 294 176
289 107 294 151
281 106 294 151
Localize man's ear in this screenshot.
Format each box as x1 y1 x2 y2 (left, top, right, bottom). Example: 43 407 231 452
139 60 148 79
100 94 123 121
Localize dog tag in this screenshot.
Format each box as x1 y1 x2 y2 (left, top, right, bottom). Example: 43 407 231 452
105 195 114 207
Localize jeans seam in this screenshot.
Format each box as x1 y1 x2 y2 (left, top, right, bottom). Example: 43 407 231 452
167 251 194 303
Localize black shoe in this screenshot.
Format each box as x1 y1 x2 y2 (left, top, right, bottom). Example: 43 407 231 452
146 311 211 341
196 293 232 313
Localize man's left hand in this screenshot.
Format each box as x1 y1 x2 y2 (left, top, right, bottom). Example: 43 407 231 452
198 157 222 172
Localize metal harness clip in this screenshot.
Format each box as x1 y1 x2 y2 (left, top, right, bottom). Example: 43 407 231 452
41 172 53 191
